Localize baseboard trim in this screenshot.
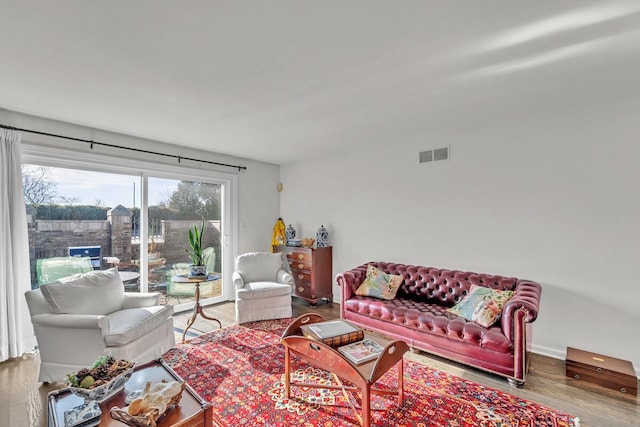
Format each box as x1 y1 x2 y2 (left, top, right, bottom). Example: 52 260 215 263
532 344 566 361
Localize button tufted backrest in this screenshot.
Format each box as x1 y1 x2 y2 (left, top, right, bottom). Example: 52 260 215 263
368 261 518 307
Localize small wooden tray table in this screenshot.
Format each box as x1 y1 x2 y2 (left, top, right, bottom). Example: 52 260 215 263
281 314 409 427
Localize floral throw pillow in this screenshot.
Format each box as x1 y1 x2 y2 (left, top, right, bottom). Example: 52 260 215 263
355 265 403 300
447 284 514 327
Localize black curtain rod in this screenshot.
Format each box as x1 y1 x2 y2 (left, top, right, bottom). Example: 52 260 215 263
0 123 247 171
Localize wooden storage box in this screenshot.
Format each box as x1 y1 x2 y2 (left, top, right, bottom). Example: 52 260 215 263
565 347 637 396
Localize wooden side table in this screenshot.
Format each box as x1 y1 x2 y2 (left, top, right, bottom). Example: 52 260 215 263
281 314 409 427
172 275 222 342
47 359 212 427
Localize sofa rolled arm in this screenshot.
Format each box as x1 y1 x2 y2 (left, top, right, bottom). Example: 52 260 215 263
277 269 293 286
232 271 245 288
30 313 109 331
336 271 356 299
336 265 368 296
501 280 542 340
122 292 161 309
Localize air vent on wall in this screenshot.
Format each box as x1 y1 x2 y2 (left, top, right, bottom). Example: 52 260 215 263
419 146 449 163
419 150 433 163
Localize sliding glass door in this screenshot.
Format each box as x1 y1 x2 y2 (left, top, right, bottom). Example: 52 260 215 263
22 146 237 313
23 164 143 290
145 177 225 311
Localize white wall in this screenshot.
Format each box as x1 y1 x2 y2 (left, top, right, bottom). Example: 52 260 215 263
0 108 281 259
280 98 640 372
236 160 282 253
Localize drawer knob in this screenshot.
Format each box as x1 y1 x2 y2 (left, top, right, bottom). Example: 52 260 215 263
298 274 304 279
297 254 303 260
298 263 304 269
596 367 603 373
298 287 304 292
620 387 627 393
574 374 581 380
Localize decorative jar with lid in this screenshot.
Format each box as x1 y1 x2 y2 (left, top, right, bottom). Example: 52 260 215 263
285 224 296 243
316 225 329 247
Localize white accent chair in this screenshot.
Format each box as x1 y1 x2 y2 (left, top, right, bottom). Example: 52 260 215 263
233 252 293 324
24 268 175 383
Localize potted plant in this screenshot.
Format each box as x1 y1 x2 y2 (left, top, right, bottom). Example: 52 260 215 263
185 220 207 278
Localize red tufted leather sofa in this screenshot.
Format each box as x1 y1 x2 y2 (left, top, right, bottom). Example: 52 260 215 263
336 262 542 385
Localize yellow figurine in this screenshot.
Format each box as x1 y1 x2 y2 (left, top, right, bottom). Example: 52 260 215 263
271 217 286 251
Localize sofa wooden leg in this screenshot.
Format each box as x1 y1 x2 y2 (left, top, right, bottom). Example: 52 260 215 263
508 378 524 388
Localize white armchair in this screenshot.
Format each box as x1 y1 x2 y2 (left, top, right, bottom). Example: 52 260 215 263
233 252 293 324
24 268 175 383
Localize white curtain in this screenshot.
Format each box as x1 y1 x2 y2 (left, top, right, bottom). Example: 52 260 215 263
0 129 36 362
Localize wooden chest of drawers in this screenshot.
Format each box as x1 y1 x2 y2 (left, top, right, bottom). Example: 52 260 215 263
565 347 637 396
274 245 332 306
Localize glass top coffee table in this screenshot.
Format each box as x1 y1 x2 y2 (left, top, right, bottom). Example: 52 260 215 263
281 313 409 427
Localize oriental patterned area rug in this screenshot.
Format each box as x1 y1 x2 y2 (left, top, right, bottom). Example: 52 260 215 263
161 319 580 427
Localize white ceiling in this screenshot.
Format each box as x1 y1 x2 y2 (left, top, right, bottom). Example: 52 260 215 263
2 1 640 165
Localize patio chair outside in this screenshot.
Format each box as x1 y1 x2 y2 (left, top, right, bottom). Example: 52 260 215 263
36 256 94 286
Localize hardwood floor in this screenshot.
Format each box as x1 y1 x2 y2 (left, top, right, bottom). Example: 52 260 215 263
2 300 637 427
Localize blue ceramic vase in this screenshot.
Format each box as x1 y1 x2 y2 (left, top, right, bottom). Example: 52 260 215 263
285 224 296 244
316 225 329 247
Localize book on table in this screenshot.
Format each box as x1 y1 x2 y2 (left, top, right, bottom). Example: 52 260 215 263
300 319 364 347
337 338 385 365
